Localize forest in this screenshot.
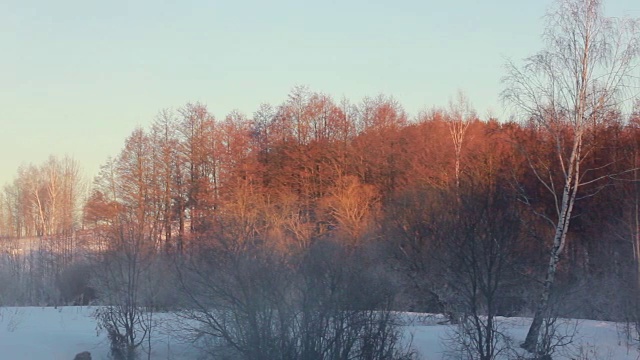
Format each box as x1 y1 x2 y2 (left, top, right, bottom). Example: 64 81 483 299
1 0 639 359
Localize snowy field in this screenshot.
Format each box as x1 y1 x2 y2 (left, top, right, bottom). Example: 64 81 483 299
0 306 638 360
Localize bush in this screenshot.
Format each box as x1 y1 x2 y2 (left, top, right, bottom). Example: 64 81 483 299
176 239 417 360
56 261 96 305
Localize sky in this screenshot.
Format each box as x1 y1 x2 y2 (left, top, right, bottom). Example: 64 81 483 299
1 0 639 187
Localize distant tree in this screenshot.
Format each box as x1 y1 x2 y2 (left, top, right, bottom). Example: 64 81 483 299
252 103 276 155
447 92 475 190
176 103 217 238
2 181 24 237
150 110 180 253
351 96 408 195
357 95 407 134
321 175 379 244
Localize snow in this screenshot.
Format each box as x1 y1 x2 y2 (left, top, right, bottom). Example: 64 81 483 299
404 315 638 360
0 307 196 360
0 307 637 360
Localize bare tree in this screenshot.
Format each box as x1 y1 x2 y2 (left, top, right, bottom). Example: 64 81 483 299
176 239 416 360
150 110 179 253
439 185 523 360
176 103 217 239
502 0 640 351
90 128 162 359
447 91 475 190
321 175 380 244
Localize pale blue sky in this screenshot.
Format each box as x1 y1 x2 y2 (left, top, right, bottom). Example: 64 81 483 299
1 0 639 186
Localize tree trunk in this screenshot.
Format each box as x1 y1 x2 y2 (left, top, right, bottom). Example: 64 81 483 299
523 160 579 351
522 244 561 351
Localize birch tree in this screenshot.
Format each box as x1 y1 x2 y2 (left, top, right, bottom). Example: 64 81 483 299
448 91 475 190
502 0 640 352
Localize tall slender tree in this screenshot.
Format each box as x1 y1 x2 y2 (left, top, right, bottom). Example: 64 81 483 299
447 91 475 190
502 0 640 351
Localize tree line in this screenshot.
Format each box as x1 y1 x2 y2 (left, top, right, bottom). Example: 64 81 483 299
0 155 83 238
2 87 639 312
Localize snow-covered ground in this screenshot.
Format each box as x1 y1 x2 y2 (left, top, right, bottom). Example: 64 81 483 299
405 314 639 359
0 307 637 359
0 307 197 360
